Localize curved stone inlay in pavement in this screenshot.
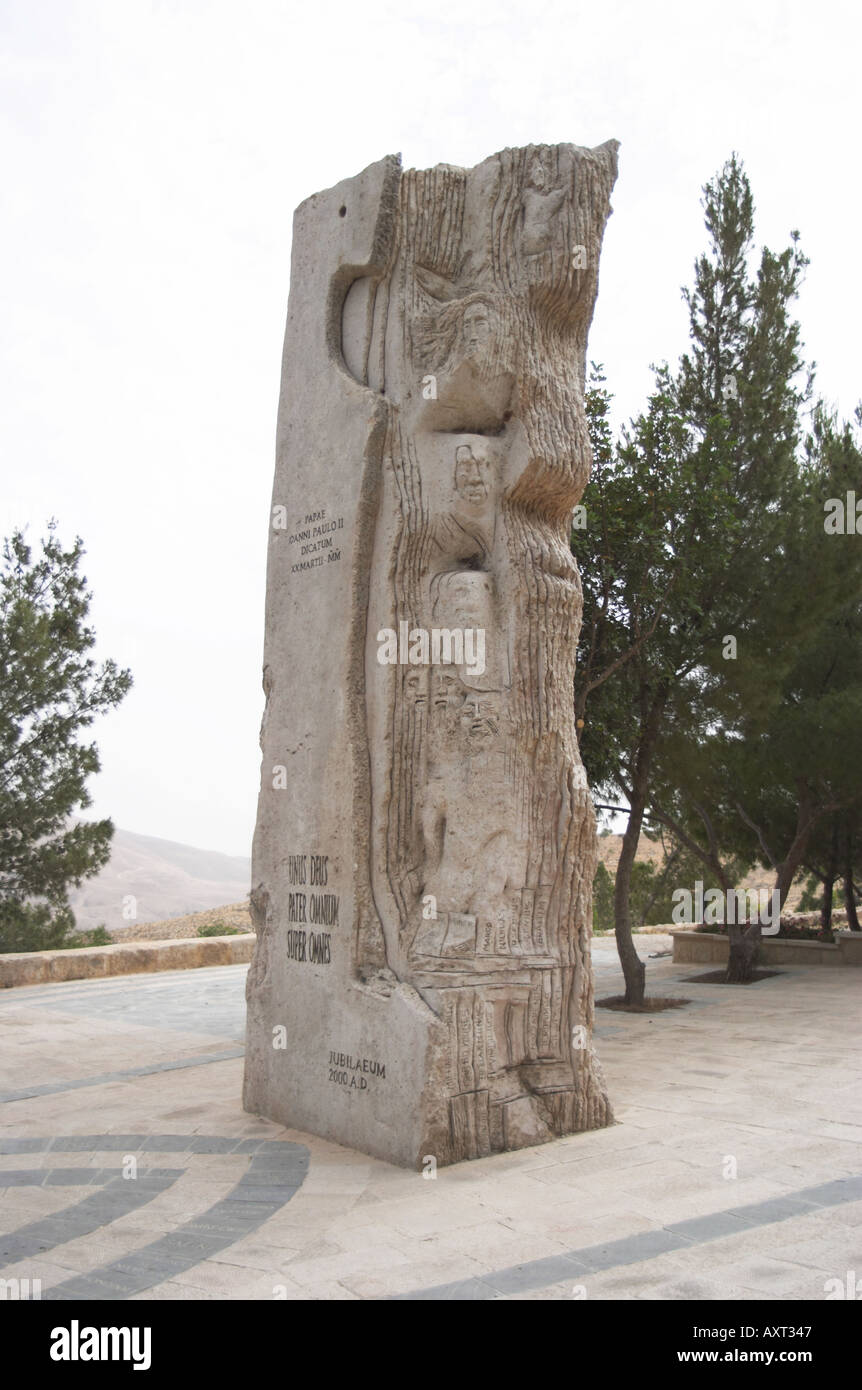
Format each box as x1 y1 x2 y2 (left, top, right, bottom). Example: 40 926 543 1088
0 1134 310 1300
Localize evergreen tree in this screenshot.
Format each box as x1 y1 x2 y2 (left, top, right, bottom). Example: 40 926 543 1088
660 408 862 976
575 155 816 998
0 524 131 952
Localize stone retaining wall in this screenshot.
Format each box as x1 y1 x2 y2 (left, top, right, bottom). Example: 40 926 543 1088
0 934 256 989
673 930 862 968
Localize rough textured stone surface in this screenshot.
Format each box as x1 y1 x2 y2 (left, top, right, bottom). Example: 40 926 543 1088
244 142 619 1167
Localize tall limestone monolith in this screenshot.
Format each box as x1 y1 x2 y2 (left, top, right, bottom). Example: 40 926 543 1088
244 142 620 1167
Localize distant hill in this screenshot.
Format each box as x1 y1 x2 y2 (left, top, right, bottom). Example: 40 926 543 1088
69 828 250 933
597 831 664 874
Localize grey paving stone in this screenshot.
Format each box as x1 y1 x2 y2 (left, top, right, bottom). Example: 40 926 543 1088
570 1228 685 1272
139 1135 195 1152
827 1175 862 1200
729 1195 822 1226
250 1156 309 1174
186 1195 250 1217
185 1136 243 1153
174 1219 248 1241
668 1211 753 1242
89 1180 174 1205
241 1170 306 1187
80 1135 149 1151
484 1254 590 1294
247 1149 305 1167
0 1176 182 1266
45 1270 150 1301
0 1137 51 1154
48 1135 101 1152
0 1237 41 1262
43 1169 103 1185
798 1178 862 1206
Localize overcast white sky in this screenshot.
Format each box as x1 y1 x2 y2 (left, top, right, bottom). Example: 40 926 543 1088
1 0 860 856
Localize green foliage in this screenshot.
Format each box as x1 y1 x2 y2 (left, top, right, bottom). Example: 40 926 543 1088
593 837 732 935
628 861 667 926
0 523 131 954
68 925 113 948
573 153 862 999
0 900 77 954
197 922 241 937
797 876 824 913
592 860 614 933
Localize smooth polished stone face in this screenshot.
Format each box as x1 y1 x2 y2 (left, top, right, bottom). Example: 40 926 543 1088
244 141 620 1167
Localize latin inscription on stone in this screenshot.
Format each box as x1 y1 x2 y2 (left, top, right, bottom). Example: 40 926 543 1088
288 509 345 574
327 1051 387 1092
284 853 338 964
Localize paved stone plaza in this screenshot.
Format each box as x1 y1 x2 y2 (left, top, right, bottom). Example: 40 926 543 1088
1 937 860 1300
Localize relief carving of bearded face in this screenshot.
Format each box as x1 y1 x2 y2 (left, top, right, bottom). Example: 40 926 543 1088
454 445 492 507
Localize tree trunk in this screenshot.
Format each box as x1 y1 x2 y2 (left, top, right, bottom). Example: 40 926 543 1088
614 804 646 1005
613 693 666 1005
821 875 834 933
774 784 816 910
726 921 760 983
844 830 860 932
820 821 839 933
845 881 860 931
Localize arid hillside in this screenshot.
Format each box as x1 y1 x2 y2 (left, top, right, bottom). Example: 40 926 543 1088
597 832 805 910
69 828 250 933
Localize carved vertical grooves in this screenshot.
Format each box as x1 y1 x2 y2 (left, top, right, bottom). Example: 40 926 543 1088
367 141 617 1158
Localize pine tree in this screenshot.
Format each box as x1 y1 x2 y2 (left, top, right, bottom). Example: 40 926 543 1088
575 155 815 999
0 524 131 952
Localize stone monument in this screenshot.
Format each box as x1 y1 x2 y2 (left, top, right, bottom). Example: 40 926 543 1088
244 141 620 1167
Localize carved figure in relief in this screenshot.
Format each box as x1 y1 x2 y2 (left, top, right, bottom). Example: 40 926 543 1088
461 302 492 358
521 157 567 257
454 444 491 507
356 144 621 1158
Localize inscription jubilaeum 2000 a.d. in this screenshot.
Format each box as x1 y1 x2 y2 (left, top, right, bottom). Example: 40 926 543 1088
245 141 620 1167
327 1051 387 1091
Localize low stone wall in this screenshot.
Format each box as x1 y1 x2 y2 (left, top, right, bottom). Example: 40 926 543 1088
673 930 862 968
0 934 256 989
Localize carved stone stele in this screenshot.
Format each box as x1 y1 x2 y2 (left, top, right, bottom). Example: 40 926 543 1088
243 142 619 1167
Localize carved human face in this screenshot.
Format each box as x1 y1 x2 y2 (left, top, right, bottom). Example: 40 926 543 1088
432 670 461 712
529 159 546 190
454 447 491 507
444 571 493 629
404 670 428 712
462 303 491 355
459 690 501 744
